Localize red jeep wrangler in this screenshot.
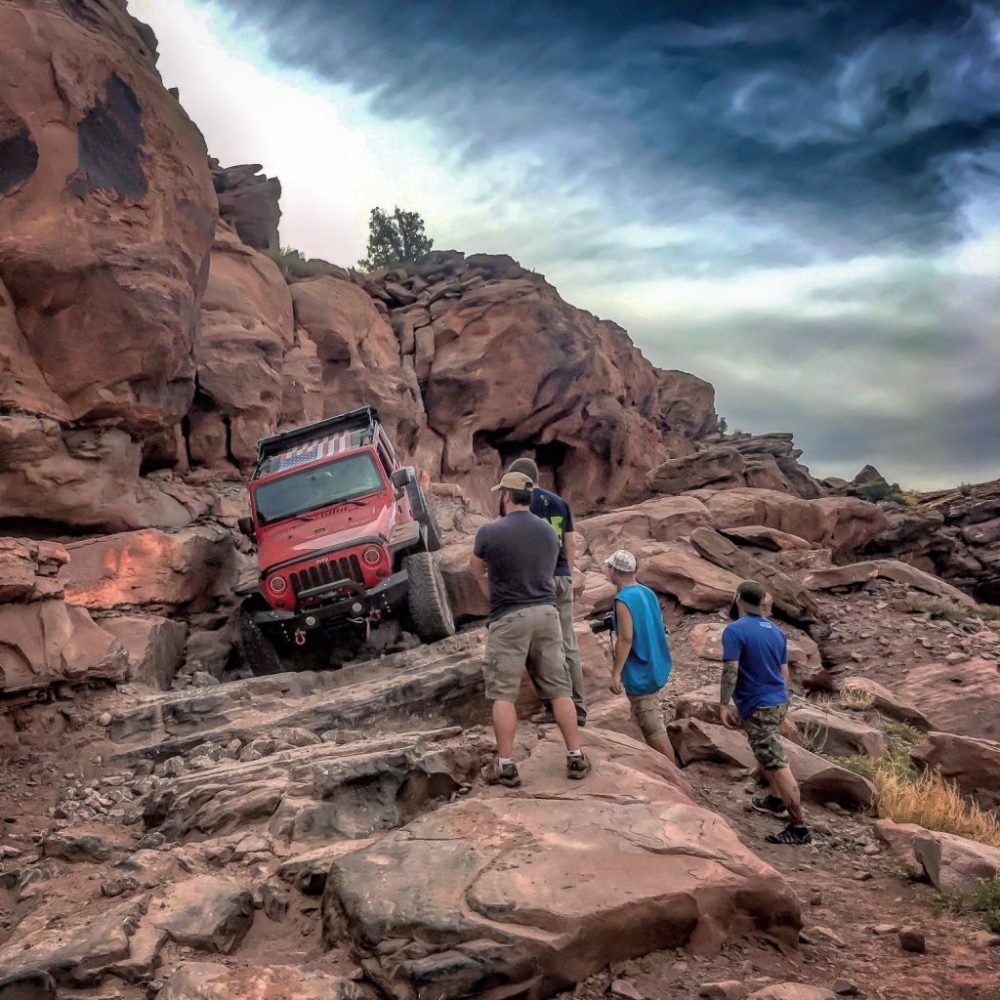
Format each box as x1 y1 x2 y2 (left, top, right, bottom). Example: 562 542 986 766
236 406 454 671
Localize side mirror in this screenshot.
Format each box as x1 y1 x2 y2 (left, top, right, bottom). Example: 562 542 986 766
390 468 415 490
237 516 256 539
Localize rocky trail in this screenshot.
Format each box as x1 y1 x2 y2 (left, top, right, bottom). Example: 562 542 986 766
2 569 999 1000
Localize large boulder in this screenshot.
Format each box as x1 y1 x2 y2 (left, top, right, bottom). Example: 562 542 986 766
799 562 881 590
646 446 746 494
911 732 1000 810
150 876 254 955
719 525 812 552
667 717 875 810
101 614 187 690
188 222 294 467
893 658 1000 741
837 677 934 732
437 540 490 622
636 542 742 612
701 490 886 556
789 704 888 759
0 0 215 456
912 829 1000 895
322 729 799 1000
873 559 977 607
62 525 236 611
577 495 712 552
0 600 127 694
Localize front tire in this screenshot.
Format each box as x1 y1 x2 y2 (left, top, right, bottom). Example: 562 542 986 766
237 602 284 675
404 552 456 643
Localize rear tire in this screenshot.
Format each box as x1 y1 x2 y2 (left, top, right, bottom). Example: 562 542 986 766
404 552 456 643
238 602 284 675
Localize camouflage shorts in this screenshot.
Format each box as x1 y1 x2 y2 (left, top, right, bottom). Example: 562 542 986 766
742 701 790 771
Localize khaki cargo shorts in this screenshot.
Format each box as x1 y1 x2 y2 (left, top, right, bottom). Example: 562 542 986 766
742 701 790 771
484 604 571 703
628 691 666 742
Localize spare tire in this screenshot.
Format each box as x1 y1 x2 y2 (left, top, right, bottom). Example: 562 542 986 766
404 552 456 643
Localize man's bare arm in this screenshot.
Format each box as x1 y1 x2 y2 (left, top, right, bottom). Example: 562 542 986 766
781 662 790 689
564 530 577 572
469 553 490 598
720 660 739 705
609 600 633 693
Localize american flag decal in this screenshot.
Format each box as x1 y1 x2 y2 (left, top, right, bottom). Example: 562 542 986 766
273 431 363 472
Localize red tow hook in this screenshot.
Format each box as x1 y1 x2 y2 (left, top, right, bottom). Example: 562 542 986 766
294 628 307 646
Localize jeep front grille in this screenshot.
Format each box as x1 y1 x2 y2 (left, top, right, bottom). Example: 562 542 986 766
290 555 364 596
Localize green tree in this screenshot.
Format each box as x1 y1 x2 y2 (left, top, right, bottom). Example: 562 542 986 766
358 206 433 271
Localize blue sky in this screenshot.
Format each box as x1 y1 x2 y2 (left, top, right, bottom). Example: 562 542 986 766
137 0 999 489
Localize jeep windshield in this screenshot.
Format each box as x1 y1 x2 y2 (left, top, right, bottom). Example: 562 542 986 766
254 453 384 524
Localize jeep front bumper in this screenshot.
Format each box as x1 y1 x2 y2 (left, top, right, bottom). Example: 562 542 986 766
251 570 409 632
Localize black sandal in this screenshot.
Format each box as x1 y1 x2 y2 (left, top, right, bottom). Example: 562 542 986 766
765 823 813 845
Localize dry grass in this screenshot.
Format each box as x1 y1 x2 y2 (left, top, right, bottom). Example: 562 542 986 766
839 745 1000 848
876 765 1000 849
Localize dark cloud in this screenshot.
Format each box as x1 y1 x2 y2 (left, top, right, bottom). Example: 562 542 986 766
206 0 999 257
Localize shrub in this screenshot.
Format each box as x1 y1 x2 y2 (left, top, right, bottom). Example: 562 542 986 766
933 878 1000 933
838 682 876 712
972 878 1000 932
837 755 876 781
886 722 924 746
906 595 971 624
853 476 907 504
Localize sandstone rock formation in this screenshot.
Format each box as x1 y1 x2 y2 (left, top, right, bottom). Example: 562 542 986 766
0 0 216 530
866 479 1000 604
187 222 294 467
210 159 281 253
358 251 719 512
647 432 823 498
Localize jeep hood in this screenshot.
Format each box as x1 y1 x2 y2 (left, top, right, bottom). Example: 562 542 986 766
257 498 394 573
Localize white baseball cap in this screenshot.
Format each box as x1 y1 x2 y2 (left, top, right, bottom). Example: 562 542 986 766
604 549 637 573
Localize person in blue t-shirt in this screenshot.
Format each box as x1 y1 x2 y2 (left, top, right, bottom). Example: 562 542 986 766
720 580 811 845
507 458 588 728
604 549 674 760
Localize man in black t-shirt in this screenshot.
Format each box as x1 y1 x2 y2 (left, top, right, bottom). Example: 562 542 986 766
508 457 587 726
470 470 591 787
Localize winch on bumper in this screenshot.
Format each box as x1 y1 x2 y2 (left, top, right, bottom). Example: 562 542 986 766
250 570 409 639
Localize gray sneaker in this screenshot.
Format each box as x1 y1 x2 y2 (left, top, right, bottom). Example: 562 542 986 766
566 751 592 780
481 759 521 788
530 708 556 725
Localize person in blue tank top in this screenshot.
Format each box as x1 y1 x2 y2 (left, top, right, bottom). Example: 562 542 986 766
604 549 674 760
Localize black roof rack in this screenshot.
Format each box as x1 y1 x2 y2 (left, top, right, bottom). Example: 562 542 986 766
255 406 381 465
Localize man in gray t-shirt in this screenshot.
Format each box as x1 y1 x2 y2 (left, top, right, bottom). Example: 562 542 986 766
471 471 591 787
